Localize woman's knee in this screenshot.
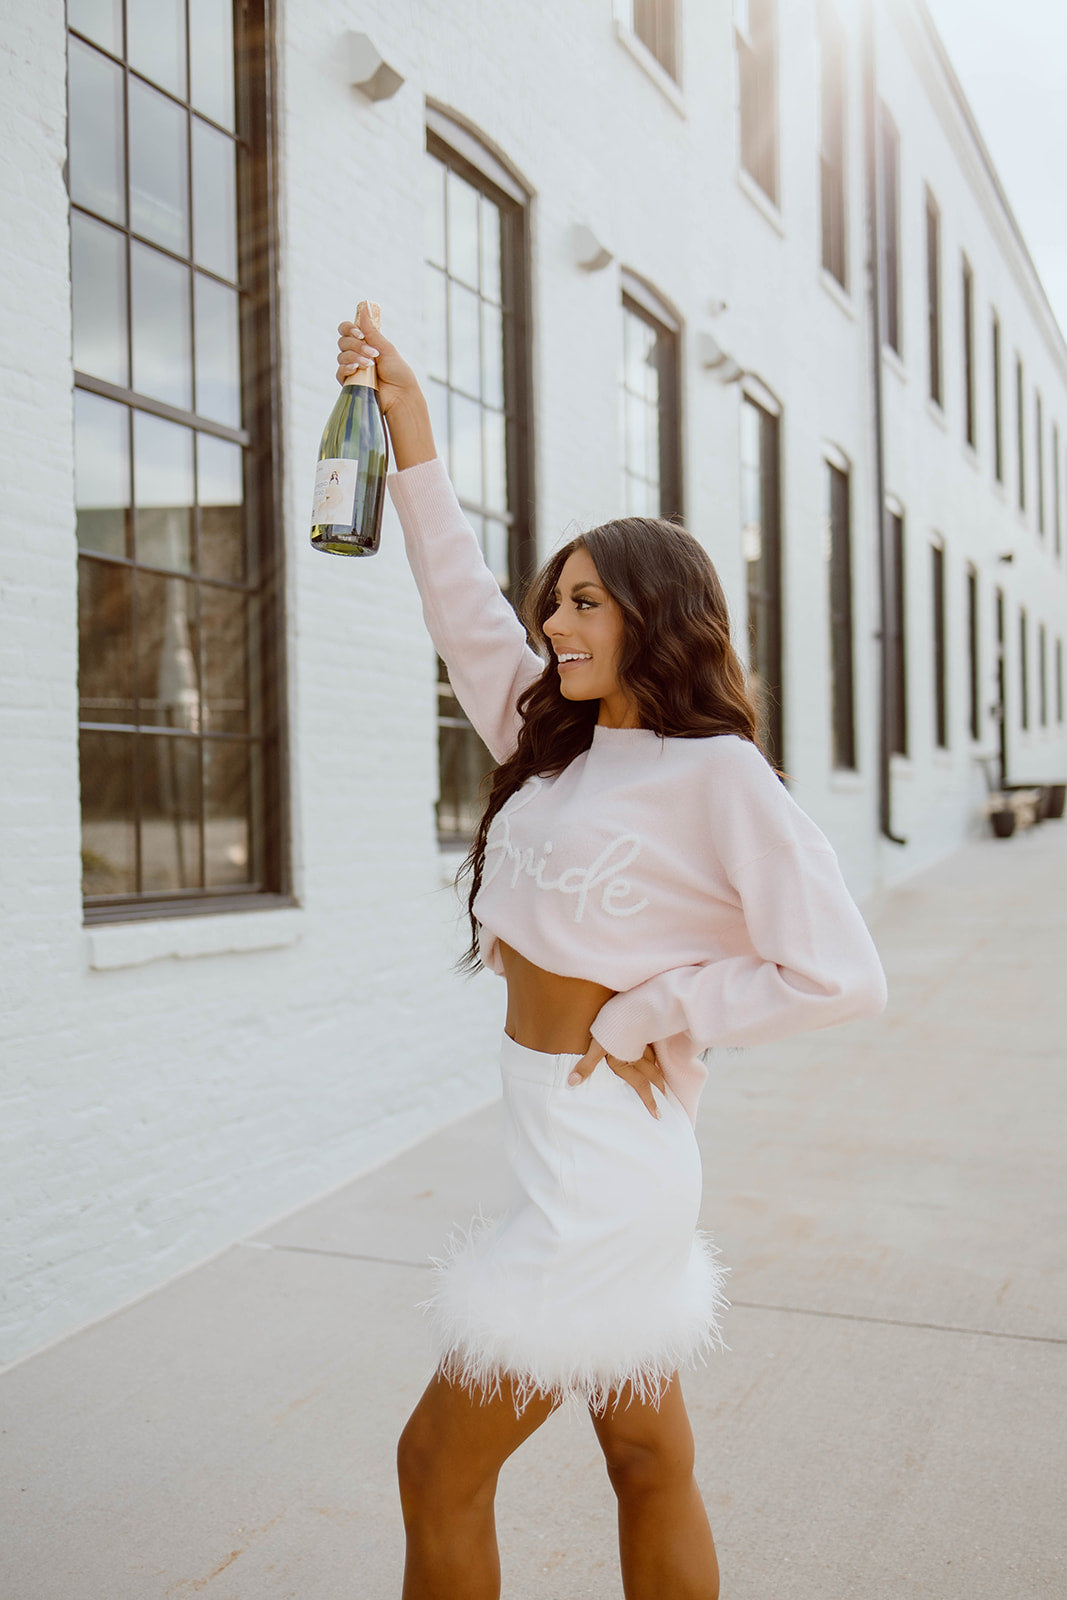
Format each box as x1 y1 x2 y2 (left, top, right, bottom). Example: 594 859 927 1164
396 1406 497 1516
593 1388 697 1501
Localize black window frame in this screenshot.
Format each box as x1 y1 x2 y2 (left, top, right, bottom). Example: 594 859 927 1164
1036 390 1045 535
737 0 779 205
991 310 1003 483
619 271 683 522
1016 354 1026 512
931 538 947 749
740 392 784 770
423 111 535 849
961 254 976 447
887 507 907 756
630 0 679 82
966 563 980 742
71 0 288 924
826 457 856 770
925 189 942 405
818 0 848 290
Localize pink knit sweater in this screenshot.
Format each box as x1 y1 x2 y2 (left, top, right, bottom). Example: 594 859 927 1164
388 457 888 1122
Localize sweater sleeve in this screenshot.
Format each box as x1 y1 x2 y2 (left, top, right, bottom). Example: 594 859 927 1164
589 741 888 1059
387 455 544 763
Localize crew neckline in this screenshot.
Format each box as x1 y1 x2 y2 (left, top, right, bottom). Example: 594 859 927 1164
591 722 663 741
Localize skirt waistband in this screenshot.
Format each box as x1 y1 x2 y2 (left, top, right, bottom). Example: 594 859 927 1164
500 1030 583 1085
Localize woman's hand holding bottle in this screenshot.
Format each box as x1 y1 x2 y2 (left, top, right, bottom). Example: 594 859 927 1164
337 307 437 470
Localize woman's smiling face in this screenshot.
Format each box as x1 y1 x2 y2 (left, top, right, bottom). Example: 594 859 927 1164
542 547 641 728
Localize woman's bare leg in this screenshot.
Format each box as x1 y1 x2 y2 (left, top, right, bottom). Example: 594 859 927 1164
589 1374 719 1600
397 1368 557 1600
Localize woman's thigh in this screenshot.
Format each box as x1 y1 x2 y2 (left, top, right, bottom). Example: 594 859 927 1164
398 1368 558 1500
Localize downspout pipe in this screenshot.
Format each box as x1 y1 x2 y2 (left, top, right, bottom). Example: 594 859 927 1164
863 0 907 846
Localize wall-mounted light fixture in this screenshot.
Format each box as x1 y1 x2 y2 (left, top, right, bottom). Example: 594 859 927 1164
696 331 744 384
997 551 1015 563
346 32 405 101
572 223 613 272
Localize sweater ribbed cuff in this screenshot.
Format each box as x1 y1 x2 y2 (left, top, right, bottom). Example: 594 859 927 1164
590 989 665 1062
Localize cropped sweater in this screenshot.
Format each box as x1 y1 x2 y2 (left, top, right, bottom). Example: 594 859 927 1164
387 456 889 1123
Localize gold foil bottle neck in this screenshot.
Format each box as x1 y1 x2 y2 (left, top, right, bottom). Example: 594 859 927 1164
346 299 382 389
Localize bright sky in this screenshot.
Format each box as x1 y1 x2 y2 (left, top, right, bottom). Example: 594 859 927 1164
921 0 1067 340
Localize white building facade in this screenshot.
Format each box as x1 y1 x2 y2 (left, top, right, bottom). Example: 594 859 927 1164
2 0 1065 1365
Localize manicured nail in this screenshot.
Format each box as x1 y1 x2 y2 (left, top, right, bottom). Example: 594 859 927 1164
364 347 379 357
567 1071 582 1086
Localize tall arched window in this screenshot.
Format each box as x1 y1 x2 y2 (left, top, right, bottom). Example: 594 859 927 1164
69 0 285 916
619 272 682 519
423 109 534 844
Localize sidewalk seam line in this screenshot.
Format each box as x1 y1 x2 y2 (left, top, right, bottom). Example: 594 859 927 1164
729 1298 1065 1344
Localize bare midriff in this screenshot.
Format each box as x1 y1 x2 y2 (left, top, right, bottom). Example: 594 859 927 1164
498 937 617 1056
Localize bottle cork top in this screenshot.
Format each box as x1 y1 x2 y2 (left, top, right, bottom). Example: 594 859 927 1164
347 300 382 389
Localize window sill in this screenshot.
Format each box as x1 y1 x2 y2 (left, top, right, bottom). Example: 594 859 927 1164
819 268 854 320
829 769 865 792
932 748 953 767
882 345 907 385
889 752 914 777
926 397 947 432
962 439 979 470
86 905 305 971
737 168 785 237
612 20 686 117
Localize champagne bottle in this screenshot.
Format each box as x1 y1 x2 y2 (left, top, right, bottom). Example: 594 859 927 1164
310 300 390 556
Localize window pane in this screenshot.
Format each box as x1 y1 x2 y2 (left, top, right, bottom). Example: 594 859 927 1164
484 517 509 590
197 433 245 582
129 78 190 254
452 392 483 503
69 0 123 54
140 734 201 889
448 279 481 398
79 558 134 722
74 389 130 557
192 119 238 280
80 731 136 895
483 406 506 512
194 273 241 426
204 740 251 885
479 198 502 304
425 266 448 381
427 379 449 458
189 0 236 130
131 241 193 408
201 585 247 733
71 212 128 386
126 0 186 99
136 570 200 730
447 169 480 289
68 38 125 224
481 300 504 409
425 155 446 268
134 410 194 571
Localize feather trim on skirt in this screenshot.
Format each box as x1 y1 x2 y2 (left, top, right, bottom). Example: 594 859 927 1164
417 1034 731 1417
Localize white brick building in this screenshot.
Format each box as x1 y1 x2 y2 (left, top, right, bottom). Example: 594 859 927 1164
2 0 1065 1365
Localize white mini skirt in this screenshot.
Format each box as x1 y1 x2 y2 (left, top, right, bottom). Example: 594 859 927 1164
419 1032 730 1415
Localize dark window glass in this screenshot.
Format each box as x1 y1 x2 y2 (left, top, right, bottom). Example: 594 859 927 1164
1039 622 1048 727
1019 608 1029 730
966 565 980 742
630 0 678 80
1036 391 1045 534
925 192 941 404
425 130 532 845
962 255 975 445
992 312 1003 483
1056 637 1063 725
621 290 682 519
931 541 947 749
1053 423 1062 558
879 104 901 355
741 396 784 768
888 509 907 755
70 2 284 915
818 1 847 288
737 0 778 203
1016 355 1026 511
826 461 855 769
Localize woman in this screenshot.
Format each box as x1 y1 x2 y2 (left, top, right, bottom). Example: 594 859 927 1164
336 309 888 1600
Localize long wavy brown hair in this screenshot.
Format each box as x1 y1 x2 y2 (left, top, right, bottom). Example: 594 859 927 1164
456 513 779 971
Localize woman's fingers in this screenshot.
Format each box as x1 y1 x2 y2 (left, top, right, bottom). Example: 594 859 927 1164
567 1041 605 1086
615 1063 660 1119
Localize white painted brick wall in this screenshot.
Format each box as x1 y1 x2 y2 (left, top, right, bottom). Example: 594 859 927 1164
2 0 1066 1366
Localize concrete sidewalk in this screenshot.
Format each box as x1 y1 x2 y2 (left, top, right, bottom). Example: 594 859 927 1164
3 823 1065 1600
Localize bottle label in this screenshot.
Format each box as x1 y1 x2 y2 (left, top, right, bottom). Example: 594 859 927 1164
312 458 358 527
